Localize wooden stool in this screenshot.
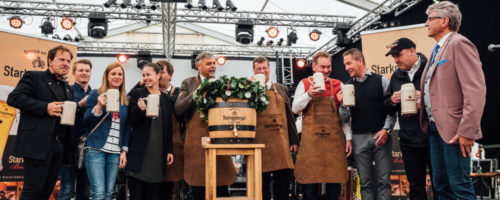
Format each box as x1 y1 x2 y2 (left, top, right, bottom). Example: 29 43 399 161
470 172 500 200
202 138 265 200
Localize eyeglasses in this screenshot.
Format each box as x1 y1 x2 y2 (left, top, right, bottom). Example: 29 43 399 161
427 16 444 21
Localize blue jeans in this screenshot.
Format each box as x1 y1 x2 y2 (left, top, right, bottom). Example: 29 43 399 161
302 183 340 200
429 122 475 200
58 163 90 200
84 149 120 200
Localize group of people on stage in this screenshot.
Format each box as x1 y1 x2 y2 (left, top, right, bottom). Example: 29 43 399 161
7 1 486 200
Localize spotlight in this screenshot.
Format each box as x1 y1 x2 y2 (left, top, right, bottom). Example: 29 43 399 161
216 56 226 65
235 19 254 44
88 13 108 39
213 0 224 11
52 34 60 40
61 18 74 30
267 27 279 38
286 29 298 46
135 0 145 9
198 0 208 10
257 37 265 46
103 0 117 8
334 23 352 47
40 20 54 35
379 11 399 28
121 0 131 8
117 54 129 64
309 29 321 41
191 51 200 70
266 40 274 46
185 0 193 9
137 50 152 69
146 15 152 24
150 3 158 10
277 38 284 46
296 58 306 68
9 16 23 29
63 34 73 41
74 35 84 42
226 0 237 11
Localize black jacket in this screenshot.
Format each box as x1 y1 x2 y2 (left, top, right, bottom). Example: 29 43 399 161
384 53 429 148
7 70 74 163
127 87 173 172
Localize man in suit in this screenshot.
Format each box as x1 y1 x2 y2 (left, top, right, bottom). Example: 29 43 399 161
421 1 486 199
252 56 299 200
7 45 75 200
384 38 432 200
174 52 236 199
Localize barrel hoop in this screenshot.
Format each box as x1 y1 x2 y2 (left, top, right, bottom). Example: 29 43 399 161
208 125 256 131
209 102 251 109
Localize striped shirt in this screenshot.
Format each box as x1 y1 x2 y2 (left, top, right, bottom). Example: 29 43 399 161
100 112 121 154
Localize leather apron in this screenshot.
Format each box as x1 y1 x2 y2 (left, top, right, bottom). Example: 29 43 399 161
255 83 294 172
294 79 348 184
165 87 184 182
183 77 237 186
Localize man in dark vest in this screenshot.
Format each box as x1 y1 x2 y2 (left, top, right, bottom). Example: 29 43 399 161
340 48 396 200
174 52 236 199
252 56 299 200
384 38 432 200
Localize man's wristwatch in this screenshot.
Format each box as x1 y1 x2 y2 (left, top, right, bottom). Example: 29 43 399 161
384 128 392 135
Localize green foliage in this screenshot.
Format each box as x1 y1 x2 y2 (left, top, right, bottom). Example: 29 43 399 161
193 76 269 121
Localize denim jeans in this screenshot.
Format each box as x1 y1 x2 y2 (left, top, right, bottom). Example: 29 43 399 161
84 149 120 200
302 183 340 200
58 163 91 200
429 122 475 200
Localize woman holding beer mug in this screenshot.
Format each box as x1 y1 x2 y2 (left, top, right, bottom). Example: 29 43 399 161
126 63 174 200
83 62 130 200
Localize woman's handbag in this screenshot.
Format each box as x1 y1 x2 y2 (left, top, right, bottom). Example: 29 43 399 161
77 112 110 169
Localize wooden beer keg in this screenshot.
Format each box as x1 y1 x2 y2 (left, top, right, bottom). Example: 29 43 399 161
208 97 256 144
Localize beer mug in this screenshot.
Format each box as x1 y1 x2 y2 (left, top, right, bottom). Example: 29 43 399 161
342 84 355 107
106 89 120 112
145 94 160 118
60 101 77 126
312 72 326 93
401 83 417 115
254 74 266 87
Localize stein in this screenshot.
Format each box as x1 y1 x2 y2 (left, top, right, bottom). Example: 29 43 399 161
106 89 120 112
254 74 266 87
342 84 355 107
312 72 326 93
401 83 417 115
60 101 77 126
145 94 160 117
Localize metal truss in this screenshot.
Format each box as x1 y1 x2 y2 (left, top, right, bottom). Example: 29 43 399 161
0 0 356 28
76 41 316 58
162 2 176 60
307 0 422 58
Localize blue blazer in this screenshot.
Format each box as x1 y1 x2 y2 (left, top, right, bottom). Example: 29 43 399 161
83 89 130 151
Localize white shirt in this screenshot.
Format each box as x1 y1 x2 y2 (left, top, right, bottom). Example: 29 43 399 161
406 56 421 82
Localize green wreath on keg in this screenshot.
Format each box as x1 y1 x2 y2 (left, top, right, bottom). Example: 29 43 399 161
193 75 269 121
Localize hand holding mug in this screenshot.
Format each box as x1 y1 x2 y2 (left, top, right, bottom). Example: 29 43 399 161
47 102 64 117
97 93 107 107
138 98 147 111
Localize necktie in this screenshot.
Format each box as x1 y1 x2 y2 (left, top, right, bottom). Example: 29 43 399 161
429 44 440 66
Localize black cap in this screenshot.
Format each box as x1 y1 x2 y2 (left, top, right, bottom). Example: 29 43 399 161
385 38 416 56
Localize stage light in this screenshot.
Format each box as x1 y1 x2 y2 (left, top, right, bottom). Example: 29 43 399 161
267 27 279 38
185 0 193 9
235 19 254 44
52 34 60 39
103 0 117 8
117 54 129 64
309 29 322 41
286 29 298 46
334 23 352 47
63 34 73 41
198 0 208 10
61 18 74 30
88 13 108 39
213 0 224 11
74 35 84 42
296 58 306 68
266 40 274 46
226 0 237 11
135 0 145 9
150 3 158 10
191 51 200 70
257 37 265 46
277 38 284 46
137 51 152 69
216 56 226 65
40 20 54 35
121 0 131 8
9 16 23 29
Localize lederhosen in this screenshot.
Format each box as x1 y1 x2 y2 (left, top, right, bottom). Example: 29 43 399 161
255 83 294 172
294 78 348 184
183 76 236 186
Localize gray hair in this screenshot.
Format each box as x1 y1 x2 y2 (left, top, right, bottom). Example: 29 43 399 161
426 1 462 32
195 52 215 65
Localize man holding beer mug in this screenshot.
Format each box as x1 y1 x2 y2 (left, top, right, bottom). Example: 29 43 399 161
291 51 350 200
383 38 432 200
7 45 75 199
